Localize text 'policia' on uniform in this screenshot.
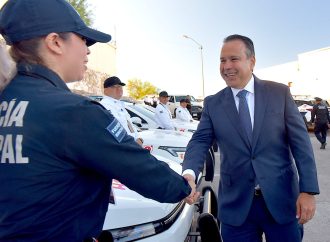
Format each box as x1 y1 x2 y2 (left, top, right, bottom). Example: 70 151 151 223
0 100 29 163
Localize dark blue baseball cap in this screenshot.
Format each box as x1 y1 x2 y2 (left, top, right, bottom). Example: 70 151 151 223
103 76 126 88
0 0 111 46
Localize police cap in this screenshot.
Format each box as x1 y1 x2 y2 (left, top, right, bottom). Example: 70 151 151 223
314 97 322 101
0 0 111 46
103 76 126 88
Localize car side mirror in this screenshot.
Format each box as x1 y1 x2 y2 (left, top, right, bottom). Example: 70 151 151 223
131 117 142 127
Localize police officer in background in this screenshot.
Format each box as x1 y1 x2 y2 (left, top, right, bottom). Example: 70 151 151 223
154 91 175 130
0 0 197 241
176 99 193 122
186 94 192 114
100 76 143 145
311 97 330 149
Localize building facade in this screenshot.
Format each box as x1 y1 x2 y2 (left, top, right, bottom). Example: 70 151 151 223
67 42 117 95
255 47 330 101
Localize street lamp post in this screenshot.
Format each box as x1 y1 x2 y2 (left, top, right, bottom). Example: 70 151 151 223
183 35 205 98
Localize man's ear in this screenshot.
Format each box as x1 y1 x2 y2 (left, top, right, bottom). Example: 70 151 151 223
44 33 66 55
249 56 256 72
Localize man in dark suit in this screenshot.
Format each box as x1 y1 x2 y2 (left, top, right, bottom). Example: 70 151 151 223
182 34 319 242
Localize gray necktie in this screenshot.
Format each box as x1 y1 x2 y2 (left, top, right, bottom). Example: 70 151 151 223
237 90 252 143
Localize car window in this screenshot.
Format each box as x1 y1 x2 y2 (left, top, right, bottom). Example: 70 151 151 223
169 96 174 102
294 100 313 106
130 105 156 120
126 109 148 124
88 95 103 102
175 96 187 102
190 96 197 102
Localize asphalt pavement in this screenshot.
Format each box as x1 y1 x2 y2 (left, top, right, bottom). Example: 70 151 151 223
304 133 329 242
203 132 329 241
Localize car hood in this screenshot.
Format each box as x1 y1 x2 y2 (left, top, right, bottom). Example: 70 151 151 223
139 129 192 144
173 119 199 132
298 104 313 112
102 155 184 230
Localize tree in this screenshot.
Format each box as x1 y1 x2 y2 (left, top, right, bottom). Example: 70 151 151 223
127 79 159 100
67 0 93 26
69 68 109 95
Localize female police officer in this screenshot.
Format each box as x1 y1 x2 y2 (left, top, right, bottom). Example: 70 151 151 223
0 0 197 241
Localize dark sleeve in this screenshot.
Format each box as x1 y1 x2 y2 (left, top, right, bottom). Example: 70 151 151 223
60 100 191 203
310 105 317 123
284 88 319 194
183 96 215 175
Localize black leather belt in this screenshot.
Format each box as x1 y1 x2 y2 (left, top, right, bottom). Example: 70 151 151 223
254 189 262 196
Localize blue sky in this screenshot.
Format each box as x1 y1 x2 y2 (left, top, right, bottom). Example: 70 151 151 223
91 0 330 97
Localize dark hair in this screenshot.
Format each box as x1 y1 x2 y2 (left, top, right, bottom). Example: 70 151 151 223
224 34 255 58
9 32 71 65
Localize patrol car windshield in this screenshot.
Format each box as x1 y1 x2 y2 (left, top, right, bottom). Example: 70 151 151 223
130 105 156 120
175 95 197 102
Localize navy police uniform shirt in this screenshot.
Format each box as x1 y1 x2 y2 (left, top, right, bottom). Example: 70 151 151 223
311 102 330 125
0 63 191 241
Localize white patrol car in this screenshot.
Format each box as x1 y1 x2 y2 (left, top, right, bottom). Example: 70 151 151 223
99 153 221 242
294 96 330 131
86 96 195 164
139 129 192 165
87 96 199 133
126 103 199 133
127 104 222 152
103 155 194 242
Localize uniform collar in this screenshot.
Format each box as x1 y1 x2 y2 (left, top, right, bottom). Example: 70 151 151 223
102 95 120 103
17 63 70 91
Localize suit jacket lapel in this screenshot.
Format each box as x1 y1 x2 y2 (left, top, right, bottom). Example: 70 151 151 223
252 76 268 150
221 87 251 149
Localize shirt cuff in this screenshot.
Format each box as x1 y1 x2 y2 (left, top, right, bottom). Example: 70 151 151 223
182 169 196 180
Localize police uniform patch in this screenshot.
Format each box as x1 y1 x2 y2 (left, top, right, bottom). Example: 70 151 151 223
106 119 126 143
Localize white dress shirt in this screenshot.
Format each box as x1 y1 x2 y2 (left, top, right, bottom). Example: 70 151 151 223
154 103 175 130
100 96 139 140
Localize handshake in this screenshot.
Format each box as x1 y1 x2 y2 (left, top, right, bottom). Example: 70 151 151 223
183 174 200 205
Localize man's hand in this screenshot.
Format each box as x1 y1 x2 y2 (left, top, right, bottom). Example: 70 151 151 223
296 193 316 224
136 138 143 146
183 174 200 205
